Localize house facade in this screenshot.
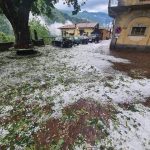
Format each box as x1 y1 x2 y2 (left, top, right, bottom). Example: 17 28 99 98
108 0 150 51
59 23 99 37
99 28 111 40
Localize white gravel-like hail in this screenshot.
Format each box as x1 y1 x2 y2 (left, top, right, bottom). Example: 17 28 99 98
0 40 150 149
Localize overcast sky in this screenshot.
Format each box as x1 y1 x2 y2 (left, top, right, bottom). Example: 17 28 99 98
55 0 109 13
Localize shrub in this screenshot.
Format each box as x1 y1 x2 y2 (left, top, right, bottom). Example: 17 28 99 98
0 32 15 43
30 19 52 45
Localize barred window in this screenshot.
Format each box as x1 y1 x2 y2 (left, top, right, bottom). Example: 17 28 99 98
131 27 146 36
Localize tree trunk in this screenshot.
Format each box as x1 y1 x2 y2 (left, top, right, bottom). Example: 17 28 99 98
0 0 34 51
13 0 32 49
13 9 32 49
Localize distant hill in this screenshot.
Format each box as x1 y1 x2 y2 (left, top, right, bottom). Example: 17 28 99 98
0 15 13 35
0 9 112 38
60 10 113 27
44 9 87 24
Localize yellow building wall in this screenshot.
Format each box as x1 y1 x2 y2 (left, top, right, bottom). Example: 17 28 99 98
62 29 75 36
83 28 94 36
100 29 111 40
115 10 150 46
61 28 94 36
121 0 150 6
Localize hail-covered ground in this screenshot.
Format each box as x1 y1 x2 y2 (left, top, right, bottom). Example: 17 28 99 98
0 40 150 149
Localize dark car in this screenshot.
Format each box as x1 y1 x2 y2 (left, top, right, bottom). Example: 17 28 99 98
80 36 89 44
89 34 96 43
52 37 73 48
89 34 100 43
69 37 81 46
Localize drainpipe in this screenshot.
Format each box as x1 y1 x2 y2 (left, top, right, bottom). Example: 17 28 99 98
74 24 77 37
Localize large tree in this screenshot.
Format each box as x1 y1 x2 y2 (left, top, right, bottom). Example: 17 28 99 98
0 0 83 50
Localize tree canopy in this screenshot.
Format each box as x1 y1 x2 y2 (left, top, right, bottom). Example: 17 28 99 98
0 0 85 16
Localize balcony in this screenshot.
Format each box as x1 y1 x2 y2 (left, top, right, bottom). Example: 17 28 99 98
108 0 150 17
108 0 125 17
109 0 150 7
108 0 119 7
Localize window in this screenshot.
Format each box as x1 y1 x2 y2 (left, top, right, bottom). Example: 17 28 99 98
131 27 146 36
79 29 84 35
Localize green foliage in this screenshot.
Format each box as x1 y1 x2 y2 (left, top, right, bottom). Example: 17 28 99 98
31 0 56 16
50 139 64 150
31 0 84 16
0 0 85 17
29 19 52 44
0 32 15 42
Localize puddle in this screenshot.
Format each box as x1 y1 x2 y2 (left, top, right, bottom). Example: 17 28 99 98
111 51 150 79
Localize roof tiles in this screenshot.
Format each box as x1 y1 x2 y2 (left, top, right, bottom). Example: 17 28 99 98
59 22 98 29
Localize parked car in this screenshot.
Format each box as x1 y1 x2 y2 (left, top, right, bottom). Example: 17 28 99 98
89 34 96 43
89 34 100 43
52 37 73 48
69 37 81 46
80 36 89 44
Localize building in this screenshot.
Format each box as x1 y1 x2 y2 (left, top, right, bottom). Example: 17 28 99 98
108 0 150 51
99 28 111 40
59 23 99 37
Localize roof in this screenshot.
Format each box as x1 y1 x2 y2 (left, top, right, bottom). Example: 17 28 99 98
59 24 75 29
59 22 99 29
